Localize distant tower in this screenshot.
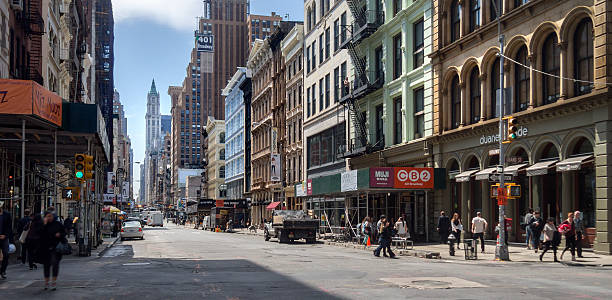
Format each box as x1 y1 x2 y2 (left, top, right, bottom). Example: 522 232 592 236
145 79 161 152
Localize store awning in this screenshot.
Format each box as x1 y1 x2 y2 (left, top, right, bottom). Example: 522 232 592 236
266 201 281 210
526 160 558 177
503 163 528 176
455 169 479 182
556 155 593 172
475 167 497 180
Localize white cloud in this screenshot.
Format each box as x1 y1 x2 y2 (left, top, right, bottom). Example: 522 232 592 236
112 0 202 30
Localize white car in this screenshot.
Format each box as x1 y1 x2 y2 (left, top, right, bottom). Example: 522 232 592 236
121 221 144 241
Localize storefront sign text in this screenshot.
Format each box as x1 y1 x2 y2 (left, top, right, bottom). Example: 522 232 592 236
479 127 528 145
341 170 358 192
369 167 394 188
393 167 434 189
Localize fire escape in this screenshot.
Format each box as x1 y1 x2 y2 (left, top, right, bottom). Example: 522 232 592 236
24 0 45 84
338 0 384 158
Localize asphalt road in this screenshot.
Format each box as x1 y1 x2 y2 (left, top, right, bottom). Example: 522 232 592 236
1 223 611 299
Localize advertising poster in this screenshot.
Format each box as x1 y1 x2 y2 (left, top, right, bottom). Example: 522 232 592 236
270 153 281 181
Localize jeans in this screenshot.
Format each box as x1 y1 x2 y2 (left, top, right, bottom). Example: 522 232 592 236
43 252 61 279
531 230 541 249
473 233 485 252
374 239 395 257
525 226 532 246
0 238 9 274
576 231 583 257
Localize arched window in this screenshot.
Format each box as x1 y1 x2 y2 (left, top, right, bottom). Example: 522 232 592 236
469 0 480 32
542 34 560 104
490 57 500 118
451 75 461 129
514 46 529 112
450 0 461 42
469 68 481 124
574 18 593 96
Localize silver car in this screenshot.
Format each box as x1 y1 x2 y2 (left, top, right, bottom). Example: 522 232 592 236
120 221 144 241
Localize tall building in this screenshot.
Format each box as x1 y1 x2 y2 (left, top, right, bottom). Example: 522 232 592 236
161 115 172 136
280 24 304 210
247 22 296 224
144 79 161 204
302 0 352 222
222 67 250 201
95 0 115 164
247 12 283 50
429 0 612 253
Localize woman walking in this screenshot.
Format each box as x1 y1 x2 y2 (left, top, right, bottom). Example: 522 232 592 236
394 217 408 238
560 212 577 261
25 214 43 270
451 213 463 250
37 211 67 290
540 218 560 262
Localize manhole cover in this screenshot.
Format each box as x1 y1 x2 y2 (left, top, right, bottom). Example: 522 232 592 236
380 277 487 289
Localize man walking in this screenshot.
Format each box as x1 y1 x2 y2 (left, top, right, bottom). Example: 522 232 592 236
0 201 14 279
471 212 487 253
524 208 534 249
574 210 584 258
529 211 544 252
16 210 32 265
437 211 451 244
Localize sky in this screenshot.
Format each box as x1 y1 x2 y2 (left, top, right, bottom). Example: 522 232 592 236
112 0 304 199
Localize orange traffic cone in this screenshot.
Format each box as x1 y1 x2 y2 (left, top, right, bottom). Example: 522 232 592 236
366 236 371 246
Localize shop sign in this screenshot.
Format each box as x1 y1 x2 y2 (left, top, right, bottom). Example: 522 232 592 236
479 127 528 145
341 170 358 192
295 183 306 197
103 194 114 203
305 180 312 195
393 167 434 189
507 156 524 164
0 79 63 126
369 167 394 188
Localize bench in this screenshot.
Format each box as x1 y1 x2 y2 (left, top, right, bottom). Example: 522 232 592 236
391 237 414 250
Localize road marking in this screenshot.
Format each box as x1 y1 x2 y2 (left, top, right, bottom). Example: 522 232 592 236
380 277 487 289
122 262 151 266
0 280 35 289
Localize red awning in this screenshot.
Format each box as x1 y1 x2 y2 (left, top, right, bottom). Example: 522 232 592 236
266 201 281 210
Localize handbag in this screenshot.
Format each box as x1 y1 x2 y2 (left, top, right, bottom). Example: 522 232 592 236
55 241 72 255
19 229 29 244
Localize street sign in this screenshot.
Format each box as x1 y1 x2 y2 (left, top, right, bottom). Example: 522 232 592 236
488 173 513 182
196 34 214 52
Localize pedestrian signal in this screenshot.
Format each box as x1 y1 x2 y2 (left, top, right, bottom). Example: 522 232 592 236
75 154 85 179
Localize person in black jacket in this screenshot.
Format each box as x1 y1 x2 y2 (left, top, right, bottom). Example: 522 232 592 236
17 210 32 265
25 214 43 270
437 211 451 244
0 202 14 279
37 211 66 290
529 211 544 253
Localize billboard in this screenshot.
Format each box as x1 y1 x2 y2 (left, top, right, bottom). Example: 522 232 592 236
106 172 115 194
196 34 214 52
270 154 281 182
393 167 434 189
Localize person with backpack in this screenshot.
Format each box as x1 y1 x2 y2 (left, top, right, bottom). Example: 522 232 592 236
560 212 577 261
540 218 560 262
529 211 544 252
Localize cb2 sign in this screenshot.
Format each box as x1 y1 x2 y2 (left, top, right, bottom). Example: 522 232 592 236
393 167 434 189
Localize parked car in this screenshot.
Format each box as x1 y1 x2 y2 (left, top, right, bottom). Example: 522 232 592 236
121 221 144 241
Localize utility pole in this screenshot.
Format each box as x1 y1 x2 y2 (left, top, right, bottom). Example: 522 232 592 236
492 0 509 261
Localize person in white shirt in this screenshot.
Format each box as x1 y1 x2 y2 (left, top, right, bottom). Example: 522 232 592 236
471 212 488 253
394 217 409 238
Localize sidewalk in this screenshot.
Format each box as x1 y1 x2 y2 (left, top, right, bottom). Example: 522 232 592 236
67 235 120 257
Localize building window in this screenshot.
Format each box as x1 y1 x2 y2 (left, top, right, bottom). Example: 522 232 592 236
325 73 330 108
469 68 480 124
311 41 316 71
219 132 225 143
219 166 225 178
306 45 311 73
413 19 424 69
450 0 461 42
514 46 529 112
393 0 402 16
312 83 317 115
334 19 340 51
307 123 345 169
325 27 330 59
469 0 480 32
574 18 593 96
375 104 384 144
393 97 402 144
319 78 324 111
414 87 425 138
307 8 312 31
451 75 461 129
219 149 225 160
490 57 500 118
334 67 340 102
340 12 347 42
319 34 324 64
375 46 383 83
393 34 402 79
514 0 528 9
341 62 347 96
542 34 560 104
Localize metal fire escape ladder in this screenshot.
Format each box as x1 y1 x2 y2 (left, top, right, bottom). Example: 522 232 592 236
26 0 45 84
346 0 367 29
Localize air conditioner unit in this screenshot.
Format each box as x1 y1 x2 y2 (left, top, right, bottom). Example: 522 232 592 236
10 0 24 11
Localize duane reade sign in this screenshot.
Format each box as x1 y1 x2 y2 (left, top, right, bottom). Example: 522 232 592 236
479 127 528 145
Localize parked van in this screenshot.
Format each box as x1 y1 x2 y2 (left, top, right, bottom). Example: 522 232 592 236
147 211 164 227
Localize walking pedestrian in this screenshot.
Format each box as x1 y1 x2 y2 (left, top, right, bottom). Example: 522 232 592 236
529 211 544 253
394 217 408 238
437 211 451 244
373 217 395 258
451 213 463 250
25 214 43 270
574 210 584 258
524 208 534 249
560 212 577 261
36 211 67 290
17 210 32 265
63 216 73 238
0 201 14 279
540 218 560 262
361 217 371 245
471 212 487 253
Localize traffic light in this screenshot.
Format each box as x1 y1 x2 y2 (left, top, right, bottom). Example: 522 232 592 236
507 118 518 141
75 154 85 179
84 155 94 179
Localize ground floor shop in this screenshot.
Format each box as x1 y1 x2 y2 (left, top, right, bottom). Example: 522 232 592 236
433 104 608 252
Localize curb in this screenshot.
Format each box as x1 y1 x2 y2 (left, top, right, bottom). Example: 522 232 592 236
97 236 120 257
